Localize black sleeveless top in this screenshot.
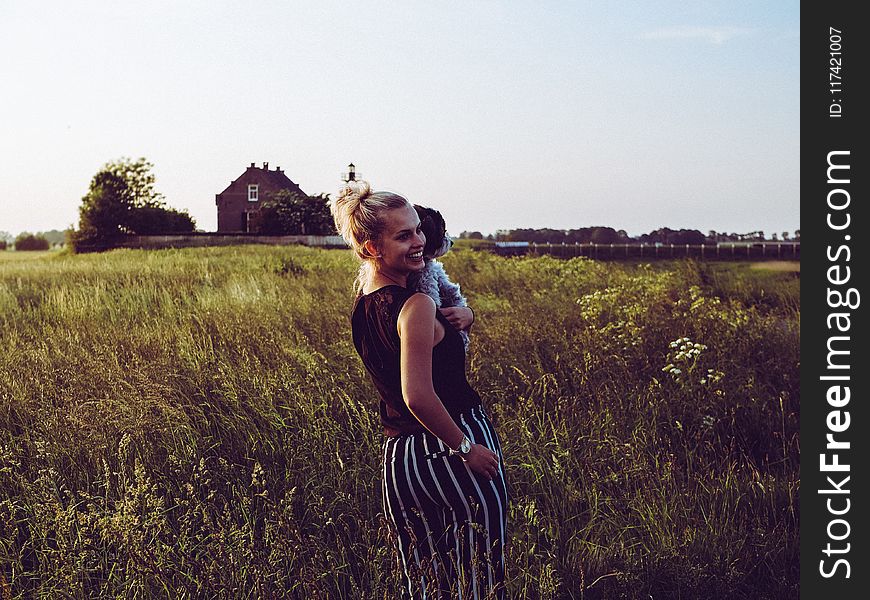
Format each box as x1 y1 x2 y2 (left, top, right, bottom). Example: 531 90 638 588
351 285 482 437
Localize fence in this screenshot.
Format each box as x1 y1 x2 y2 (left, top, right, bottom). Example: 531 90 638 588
492 242 800 261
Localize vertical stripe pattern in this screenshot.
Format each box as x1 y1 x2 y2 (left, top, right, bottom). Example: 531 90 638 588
382 406 508 599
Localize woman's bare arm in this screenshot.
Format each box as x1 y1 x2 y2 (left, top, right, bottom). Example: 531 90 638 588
398 293 466 450
398 293 499 478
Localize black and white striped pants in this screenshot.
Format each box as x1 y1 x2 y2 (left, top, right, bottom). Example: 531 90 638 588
382 405 508 599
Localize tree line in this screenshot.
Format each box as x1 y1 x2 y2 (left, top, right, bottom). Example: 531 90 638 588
459 226 801 245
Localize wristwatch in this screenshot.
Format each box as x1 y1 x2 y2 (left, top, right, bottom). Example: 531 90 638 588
452 435 472 460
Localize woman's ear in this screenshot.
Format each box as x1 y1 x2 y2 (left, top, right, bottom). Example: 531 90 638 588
363 239 381 258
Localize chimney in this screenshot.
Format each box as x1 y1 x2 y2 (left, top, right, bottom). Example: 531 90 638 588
276 166 282 172
250 162 255 168
263 162 269 170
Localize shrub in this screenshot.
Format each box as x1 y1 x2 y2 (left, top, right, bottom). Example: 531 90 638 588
14 232 50 251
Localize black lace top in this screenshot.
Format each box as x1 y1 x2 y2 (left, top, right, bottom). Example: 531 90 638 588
351 285 481 437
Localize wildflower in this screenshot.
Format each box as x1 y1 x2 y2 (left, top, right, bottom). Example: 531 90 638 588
251 461 266 489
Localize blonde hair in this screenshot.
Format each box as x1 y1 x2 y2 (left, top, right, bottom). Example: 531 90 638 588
329 180 410 292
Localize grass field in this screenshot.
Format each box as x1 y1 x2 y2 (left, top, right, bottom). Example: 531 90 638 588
0 246 799 599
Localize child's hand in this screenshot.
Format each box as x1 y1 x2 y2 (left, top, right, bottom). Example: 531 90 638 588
439 306 474 331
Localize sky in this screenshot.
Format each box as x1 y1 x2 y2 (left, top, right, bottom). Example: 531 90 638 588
0 0 799 238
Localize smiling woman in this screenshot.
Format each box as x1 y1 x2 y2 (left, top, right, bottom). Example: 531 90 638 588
362 202 427 277
329 181 508 599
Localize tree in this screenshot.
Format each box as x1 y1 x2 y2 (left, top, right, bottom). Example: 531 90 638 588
14 232 50 251
68 171 130 251
104 156 165 209
589 227 620 244
70 157 195 252
639 227 705 245
256 191 336 235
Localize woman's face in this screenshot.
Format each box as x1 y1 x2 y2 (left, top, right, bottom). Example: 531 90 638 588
369 202 426 276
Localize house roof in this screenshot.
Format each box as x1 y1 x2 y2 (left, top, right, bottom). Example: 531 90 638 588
218 163 305 196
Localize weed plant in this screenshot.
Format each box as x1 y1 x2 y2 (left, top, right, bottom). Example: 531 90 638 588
0 246 799 598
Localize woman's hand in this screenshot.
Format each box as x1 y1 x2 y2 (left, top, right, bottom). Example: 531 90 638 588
439 306 474 331
462 443 501 481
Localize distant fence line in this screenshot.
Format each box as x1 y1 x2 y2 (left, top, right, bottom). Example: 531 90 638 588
491 242 801 261
91 234 799 262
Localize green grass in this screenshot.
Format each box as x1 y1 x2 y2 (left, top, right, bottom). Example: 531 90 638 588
0 246 799 599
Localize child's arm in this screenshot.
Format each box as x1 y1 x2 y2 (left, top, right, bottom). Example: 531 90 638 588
440 306 474 332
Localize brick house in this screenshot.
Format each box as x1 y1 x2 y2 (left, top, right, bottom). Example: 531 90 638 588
215 162 305 232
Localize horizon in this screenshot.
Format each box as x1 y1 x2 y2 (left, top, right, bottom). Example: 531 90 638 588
1 220 800 242
1 1 799 239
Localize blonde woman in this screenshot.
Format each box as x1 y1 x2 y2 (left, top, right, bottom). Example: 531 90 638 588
330 181 508 599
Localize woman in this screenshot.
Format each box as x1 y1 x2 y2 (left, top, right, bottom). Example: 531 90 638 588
330 181 508 599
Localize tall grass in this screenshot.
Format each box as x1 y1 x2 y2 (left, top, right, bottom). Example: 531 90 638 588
0 246 799 598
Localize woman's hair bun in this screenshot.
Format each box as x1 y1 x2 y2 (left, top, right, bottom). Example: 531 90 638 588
335 180 372 208
329 180 374 248
328 179 411 292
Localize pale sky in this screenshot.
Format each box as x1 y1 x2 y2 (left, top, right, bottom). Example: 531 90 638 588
0 0 799 238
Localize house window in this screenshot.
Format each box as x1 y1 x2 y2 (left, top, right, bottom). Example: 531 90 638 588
248 184 259 202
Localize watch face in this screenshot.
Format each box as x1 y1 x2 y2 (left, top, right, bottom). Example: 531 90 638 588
460 437 472 454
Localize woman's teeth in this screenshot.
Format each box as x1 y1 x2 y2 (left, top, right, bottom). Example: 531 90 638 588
408 251 423 260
